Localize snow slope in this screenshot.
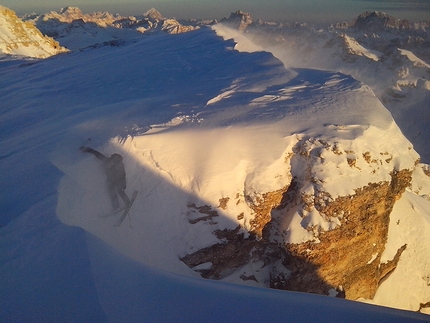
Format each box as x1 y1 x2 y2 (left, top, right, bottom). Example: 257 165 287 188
1 23 429 322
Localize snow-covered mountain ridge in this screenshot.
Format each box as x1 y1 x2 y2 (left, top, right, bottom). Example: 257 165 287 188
0 5 68 58
351 11 428 31
220 10 430 165
1 5 430 322
22 7 199 50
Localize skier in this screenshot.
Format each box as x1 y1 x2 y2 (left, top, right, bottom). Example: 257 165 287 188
80 146 130 212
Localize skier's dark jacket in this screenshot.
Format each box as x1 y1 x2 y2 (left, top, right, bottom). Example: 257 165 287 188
81 147 126 189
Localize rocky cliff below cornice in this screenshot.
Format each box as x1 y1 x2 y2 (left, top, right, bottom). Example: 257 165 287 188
181 125 421 302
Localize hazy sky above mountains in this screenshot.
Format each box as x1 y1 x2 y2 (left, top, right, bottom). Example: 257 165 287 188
4 0 430 25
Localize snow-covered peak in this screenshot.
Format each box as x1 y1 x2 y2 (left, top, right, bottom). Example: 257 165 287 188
38 6 123 26
339 34 382 61
143 8 164 21
398 48 430 69
352 11 412 31
0 5 68 58
58 6 83 17
161 18 199 34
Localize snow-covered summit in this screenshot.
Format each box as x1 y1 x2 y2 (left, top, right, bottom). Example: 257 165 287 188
143 7 164 21
58 6 84 18
37 6 123 26
0 5 68 58
352 11 417 31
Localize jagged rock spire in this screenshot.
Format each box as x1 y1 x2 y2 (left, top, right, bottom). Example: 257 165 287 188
220 10 253 31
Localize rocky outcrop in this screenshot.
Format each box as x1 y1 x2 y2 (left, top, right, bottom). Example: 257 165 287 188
352 11 412 31
246 186 290 237
181 168 414 300
181 128 418 301
281 170 412 299
220 10 253 31
0 5 68 58
180 226 294 289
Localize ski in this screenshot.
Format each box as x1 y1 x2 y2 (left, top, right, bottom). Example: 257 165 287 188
114 190 138 227
99 207 126 218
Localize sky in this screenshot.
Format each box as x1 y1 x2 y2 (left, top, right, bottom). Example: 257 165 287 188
3 0 430 25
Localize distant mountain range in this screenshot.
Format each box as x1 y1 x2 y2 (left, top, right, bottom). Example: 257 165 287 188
19 7 200 50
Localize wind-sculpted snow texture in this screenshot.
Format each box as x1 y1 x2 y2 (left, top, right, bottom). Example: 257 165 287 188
221 11 430 163
1 6 430 322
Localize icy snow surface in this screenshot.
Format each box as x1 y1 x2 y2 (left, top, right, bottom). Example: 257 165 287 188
1 25 429 322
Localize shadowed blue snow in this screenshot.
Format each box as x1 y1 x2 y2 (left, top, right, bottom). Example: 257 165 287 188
1 27 428 322
86 232 428 322
0 197 107 322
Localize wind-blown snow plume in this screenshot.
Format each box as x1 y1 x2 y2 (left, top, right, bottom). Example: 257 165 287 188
216 10 430 163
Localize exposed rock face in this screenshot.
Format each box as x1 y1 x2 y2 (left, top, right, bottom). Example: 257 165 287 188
247 186 289 237
180 126 418 301
0 5 68 58
57 6 85 20
281 170 412 299
180 226 293 288
352 11 411 31
181 168 413 300
220 10 253 31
